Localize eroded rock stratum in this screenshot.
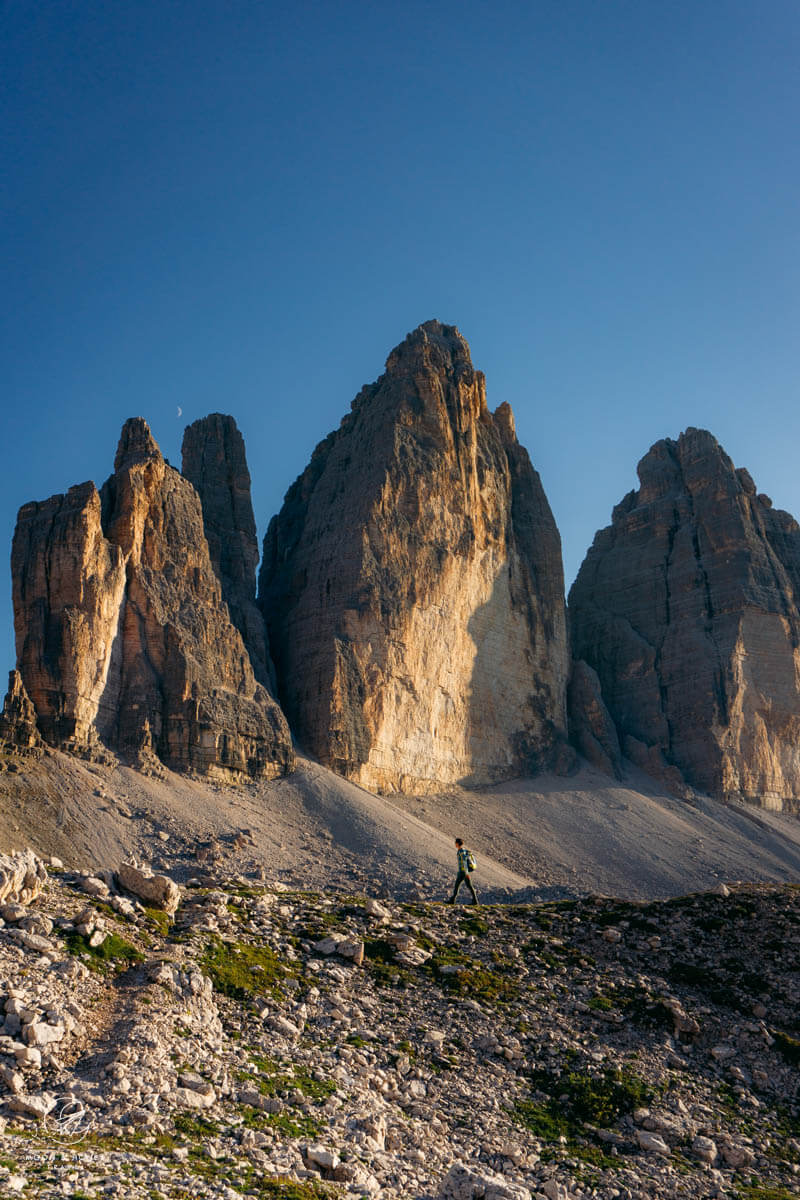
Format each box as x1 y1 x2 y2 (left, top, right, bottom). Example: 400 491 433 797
12 417 293 779
259 319 569 792
569 428 800 808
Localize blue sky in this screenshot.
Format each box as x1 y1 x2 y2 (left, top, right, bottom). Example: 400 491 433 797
3 1 799 672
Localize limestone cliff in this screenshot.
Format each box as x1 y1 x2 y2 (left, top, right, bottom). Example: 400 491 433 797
259 320 569 792
181 413 275 688
567 661 623 780
0 670 43 757
12 418 293 779
569 428 800 808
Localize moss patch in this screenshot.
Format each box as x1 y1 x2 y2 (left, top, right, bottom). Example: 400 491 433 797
773 1030 800 1066
62 929 144 971
240 1053 336 1104
516 1064 652 1142
200 936 298 1001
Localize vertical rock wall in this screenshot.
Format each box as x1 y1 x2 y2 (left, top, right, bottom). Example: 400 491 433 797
569 428 800 808
259 320 569 792
181 413 275 688
12 482 126 753
12 418 294 780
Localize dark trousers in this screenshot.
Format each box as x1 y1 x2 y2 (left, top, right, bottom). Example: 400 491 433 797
450 869 478 903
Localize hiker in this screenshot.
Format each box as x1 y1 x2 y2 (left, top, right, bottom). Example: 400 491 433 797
446 837 479 905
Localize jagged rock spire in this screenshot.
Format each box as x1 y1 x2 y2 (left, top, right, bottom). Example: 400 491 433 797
181 414 276 688
569 427 800 806
259 320 569 792
12 418 294 780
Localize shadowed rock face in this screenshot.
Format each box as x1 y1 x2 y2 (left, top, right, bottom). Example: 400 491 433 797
569 428 800 808
567 660 623 780
259 320 569 793
181 413 275 689
12 418 293 780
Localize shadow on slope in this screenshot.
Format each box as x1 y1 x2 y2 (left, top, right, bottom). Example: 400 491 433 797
0 749 799 903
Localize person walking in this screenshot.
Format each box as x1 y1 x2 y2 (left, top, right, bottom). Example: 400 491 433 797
446 837 479 905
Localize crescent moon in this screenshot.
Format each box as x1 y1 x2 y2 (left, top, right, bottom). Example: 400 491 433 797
177 406 183 417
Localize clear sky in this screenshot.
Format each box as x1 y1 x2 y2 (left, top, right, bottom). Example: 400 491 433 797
2 1 799 673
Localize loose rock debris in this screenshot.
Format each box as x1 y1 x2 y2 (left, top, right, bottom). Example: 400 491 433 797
0 853 798 1199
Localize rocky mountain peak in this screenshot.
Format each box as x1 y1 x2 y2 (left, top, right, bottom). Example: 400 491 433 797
113 417 162 471
569 427 800 806
493 400 516 444
12 418 293 779
385 319 472 370
181 413 276 688
260 321 568 792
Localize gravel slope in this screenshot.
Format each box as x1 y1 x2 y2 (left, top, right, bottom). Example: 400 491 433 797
1 750 799 901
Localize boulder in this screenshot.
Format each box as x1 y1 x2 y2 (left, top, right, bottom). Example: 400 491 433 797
116 862 180 914
0 851 47 906
441 1162 532 1199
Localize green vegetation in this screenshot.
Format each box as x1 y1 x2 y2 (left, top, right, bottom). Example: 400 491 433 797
14 1125 336 1199
239 1052 336 1104
363 937 413 988
734 1188 798 1200
255 1182 333 1200
773 1030 800 1066
296 906 348 941
172 1112 220 1138
239 1104 323 1139
587 994 615 1012
144 906 172 936
568 1142 618 1170
515 1065 652 1143
62 929 144 971
460 914 489 937
200 936 298 1001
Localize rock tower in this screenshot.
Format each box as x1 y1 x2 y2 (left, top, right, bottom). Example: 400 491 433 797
259 320 569 792
181 413 276 688
12 418 293 779
569 428 800 807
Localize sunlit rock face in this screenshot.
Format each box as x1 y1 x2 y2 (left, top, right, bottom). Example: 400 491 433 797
569 428 800 809
259 320 569 793
12 418 294 780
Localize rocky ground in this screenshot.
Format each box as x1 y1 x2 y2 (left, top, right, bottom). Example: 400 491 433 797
0 850 798 1200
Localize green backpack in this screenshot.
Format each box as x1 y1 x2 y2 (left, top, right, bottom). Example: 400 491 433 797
467 850 477 871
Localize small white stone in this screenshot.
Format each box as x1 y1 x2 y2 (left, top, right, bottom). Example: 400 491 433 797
692 1135 718 1163
14 1045 41 1069
305 1143 340 1169
636 1130 671 1156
